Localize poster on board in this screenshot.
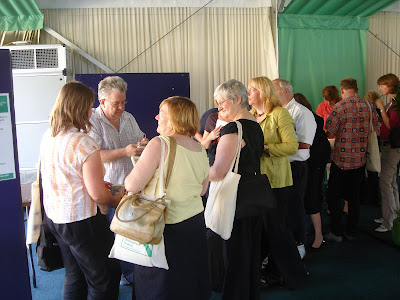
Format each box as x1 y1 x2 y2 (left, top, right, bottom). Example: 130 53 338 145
0 93 16 181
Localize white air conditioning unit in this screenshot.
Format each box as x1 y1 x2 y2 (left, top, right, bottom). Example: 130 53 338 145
1 44 72 76
0 44 73 169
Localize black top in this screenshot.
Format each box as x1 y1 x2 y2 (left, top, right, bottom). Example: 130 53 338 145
309 112 331 167
220 119 264 176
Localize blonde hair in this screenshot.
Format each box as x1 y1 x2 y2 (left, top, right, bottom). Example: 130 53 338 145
364 90 380 102
160 96 199 136
249 76 281 114
50 81 94 137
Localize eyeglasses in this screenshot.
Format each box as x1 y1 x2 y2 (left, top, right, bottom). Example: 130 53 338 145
104 99 128 107
216 99 227 106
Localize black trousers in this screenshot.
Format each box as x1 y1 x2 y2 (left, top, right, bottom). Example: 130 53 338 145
287 161 308 244
222 216 263 300
46 213 121 300
327 162 365 236
261 187 308 289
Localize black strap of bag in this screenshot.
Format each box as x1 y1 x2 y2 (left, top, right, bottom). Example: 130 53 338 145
36 161 64 272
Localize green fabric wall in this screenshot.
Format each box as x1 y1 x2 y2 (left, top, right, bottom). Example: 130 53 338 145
0 0 43 31
278 14 368 110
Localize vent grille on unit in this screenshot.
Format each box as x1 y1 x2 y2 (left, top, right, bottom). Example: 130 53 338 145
36 48 59 69
10 49 35 69
3 45 72 74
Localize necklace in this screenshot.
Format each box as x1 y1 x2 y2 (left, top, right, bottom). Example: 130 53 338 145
255 111 265 117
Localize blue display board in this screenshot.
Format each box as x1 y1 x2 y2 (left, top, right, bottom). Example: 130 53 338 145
75 73 190 139
0 50 32 298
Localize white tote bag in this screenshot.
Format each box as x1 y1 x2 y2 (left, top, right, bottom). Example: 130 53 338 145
109 136 170 269
365 101 381 173
109 234 169 269
205 121 242 240
26 163 43 246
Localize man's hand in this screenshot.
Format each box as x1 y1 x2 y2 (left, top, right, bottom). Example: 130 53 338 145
104 181 113 191
125 144 144 157
137 136 149 147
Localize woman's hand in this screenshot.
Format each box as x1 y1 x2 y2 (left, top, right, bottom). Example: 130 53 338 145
374 98 390 129
374 98 385 111
209 125 222 140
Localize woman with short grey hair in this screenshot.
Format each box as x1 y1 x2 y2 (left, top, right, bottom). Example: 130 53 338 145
209 79 275 299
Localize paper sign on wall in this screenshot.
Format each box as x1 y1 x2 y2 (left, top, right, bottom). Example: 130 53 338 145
0 93 16 181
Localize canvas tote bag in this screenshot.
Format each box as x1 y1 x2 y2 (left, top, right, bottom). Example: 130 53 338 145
365 101 381 173
205 121 242 240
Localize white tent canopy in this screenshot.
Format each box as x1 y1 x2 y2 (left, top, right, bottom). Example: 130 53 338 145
35 0 272 9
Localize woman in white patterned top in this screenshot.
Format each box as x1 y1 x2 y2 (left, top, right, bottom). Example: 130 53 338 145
40 81 123 300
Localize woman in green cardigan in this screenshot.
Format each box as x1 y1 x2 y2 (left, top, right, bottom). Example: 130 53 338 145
248 76 308 289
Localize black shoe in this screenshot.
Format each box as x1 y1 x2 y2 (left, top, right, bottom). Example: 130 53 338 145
308 240 325 252
260 272 283 289
344 233 355 241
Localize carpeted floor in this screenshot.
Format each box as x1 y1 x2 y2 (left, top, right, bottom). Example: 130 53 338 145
26 204 400 300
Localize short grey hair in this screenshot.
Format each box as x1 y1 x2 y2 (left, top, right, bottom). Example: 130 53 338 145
273 78 293 97
98 76 128 101
213 79 248 107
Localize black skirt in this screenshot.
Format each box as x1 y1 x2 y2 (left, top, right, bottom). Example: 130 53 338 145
132 212 211 300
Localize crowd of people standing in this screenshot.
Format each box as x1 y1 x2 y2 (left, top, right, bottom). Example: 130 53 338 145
39 73 399 299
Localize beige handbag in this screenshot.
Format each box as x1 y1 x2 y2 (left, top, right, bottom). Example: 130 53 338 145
365 101 381 173
110 137 176 245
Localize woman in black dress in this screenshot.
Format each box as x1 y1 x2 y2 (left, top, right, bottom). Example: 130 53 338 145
209 79 274 300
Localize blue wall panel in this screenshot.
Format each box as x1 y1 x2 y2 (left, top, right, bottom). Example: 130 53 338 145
75 73 190 139
0 50 32 299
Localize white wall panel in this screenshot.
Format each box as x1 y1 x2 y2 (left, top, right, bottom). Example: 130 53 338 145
39 7 278 114
367 11 400 104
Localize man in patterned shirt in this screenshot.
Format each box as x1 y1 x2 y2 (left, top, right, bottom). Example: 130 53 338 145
325 78 380 242
88 76 148 285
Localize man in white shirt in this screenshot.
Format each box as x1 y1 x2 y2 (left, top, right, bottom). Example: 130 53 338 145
273 79 316 256
88 76 148 285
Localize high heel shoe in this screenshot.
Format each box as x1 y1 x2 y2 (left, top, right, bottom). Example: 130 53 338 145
308 240 325 252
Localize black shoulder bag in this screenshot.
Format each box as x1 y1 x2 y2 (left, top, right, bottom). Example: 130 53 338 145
36 166 64 272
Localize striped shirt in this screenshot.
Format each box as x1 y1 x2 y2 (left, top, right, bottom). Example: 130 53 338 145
88 106 145 185
40 128 100 223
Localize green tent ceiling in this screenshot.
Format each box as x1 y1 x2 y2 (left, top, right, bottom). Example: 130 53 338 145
282 0 398 17
0 0 43 31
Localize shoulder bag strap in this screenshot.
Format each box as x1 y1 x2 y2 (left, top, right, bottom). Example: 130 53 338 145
228 120 243 174
37 159 45 222
157 136 177 192
365 100 374 132
164 137 176 190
